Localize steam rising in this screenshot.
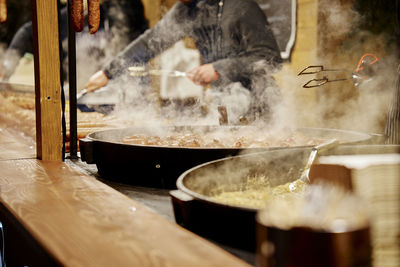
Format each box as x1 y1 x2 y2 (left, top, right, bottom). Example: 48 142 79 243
96 0 397 137
1 1 397 138
74 28 130 91
258 182 370 232
100 59 287 129
312 1 398 134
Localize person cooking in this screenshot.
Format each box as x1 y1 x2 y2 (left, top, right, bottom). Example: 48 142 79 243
85 0 283 122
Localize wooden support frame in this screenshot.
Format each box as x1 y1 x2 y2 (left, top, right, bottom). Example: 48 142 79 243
31 0 63 161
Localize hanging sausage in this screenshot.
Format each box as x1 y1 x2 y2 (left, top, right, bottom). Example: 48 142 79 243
88 0 100 34
0 0 7 24
71 0 84 32
70 0 100 34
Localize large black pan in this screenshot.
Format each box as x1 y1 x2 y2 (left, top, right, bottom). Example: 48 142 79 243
79 126 371 188
170 144 399 251
171 147 312 251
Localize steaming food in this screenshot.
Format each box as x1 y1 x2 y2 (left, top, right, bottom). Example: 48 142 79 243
88 0 100 34
121 130 325 148
257 183 370 231
210 177 306 209
71 0 84 32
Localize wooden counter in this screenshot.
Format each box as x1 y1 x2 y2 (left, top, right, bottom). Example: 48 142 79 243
0 128 250 266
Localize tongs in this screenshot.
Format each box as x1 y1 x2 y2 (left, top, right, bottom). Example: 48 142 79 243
128 66 193 78
298 54 378 88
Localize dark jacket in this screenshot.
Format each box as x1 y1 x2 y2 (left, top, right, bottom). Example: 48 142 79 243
104 0 282 90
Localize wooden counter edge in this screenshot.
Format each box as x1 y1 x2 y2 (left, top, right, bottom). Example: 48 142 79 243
0 159 250 267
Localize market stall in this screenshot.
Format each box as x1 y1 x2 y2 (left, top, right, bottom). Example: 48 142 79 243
0 0 399 266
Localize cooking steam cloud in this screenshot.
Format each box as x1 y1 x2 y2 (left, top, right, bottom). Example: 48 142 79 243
75 9 291 131
0 1 392 136
307 1 398 134
74 1 396 137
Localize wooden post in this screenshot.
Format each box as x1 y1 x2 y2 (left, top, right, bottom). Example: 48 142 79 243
31 0 62 161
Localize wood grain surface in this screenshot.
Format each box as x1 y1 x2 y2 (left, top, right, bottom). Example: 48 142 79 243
31 0 62 161
0 122 249 267
0 128 35 160
0 160 249 266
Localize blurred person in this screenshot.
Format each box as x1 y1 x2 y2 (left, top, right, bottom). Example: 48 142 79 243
85 0 283 122
0 0 148 82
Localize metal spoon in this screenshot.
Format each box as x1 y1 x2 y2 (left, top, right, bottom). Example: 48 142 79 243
300 139 339 182
128 68 193 78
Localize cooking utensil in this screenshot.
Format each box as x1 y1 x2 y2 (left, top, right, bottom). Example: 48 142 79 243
79 126 371 188
171 147 313 251
298 66 353 88
149 69 193 78
170 144 397 251
76 88 88 100
76 87 116 114
217 106 228 125
298 54 379 88
300 139 339 182
128 67 194 78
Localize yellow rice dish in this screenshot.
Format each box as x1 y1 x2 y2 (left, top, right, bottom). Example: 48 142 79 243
210 177 306 209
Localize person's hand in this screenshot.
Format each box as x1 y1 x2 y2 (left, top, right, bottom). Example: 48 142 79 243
85 70 109 92
188 63 219 86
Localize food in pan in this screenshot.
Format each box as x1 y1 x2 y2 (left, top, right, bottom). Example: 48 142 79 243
121 130 325 148
88 0 100 34
0 0 7 23
210 177 306 209
71 0 84 32
257 183 370 231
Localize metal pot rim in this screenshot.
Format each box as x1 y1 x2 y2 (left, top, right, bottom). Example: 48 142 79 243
85 126 371 150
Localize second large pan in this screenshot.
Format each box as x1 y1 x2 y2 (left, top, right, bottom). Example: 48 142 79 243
170 144 399 251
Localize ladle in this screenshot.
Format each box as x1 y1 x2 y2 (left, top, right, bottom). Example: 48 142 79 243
300 139 339 182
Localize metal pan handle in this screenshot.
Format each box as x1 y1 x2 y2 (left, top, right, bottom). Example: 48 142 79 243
79 138 95 164
169 190 194 227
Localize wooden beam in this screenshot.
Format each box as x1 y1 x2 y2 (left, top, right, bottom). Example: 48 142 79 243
31 0 62 161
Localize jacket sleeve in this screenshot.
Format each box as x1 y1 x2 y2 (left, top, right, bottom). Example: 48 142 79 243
212 1 282 85
103 3 187 79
